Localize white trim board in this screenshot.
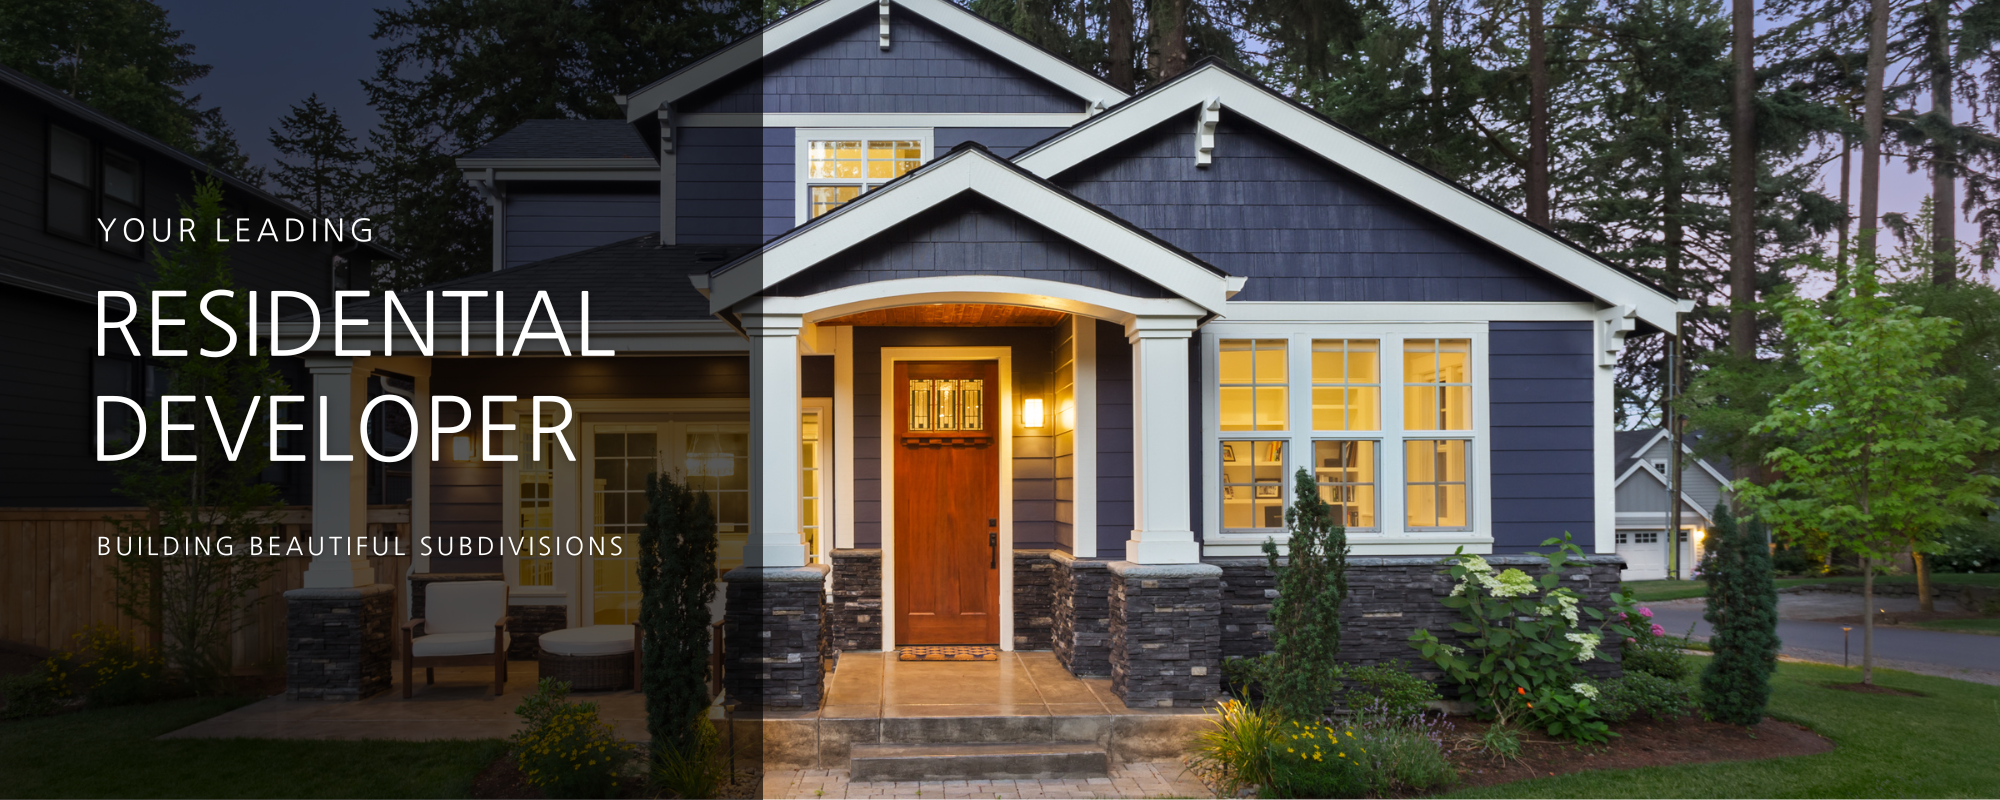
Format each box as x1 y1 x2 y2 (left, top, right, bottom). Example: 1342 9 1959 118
876 346 1014 651
709 147 1231 315
622 0 1125 123
1011 63 1685 332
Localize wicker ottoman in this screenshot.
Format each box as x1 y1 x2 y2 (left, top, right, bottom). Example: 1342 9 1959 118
536 625 637 691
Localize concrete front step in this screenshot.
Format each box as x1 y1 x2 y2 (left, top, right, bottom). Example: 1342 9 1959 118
848 742 1109 781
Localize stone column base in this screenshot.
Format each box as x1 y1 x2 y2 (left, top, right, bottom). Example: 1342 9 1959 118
723 564 830 710
1109 562 1222 708
830 550 882 652
1052 552 1112 676
284 584 394 701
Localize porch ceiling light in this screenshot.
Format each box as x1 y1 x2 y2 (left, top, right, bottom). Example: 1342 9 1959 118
451 434 476 462
1021 398 1045 429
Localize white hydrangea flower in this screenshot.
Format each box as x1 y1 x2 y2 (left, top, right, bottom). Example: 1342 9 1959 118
1571 682 1598 700
1565 632 1601 662
1489 568 1538 598
1537 592 1580 626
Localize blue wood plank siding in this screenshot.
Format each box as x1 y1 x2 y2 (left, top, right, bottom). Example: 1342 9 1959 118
678 8 1080 115
850 326 1060 550
936 128 1067 158
767 195 1176 298
1487 321 1595 552
504 189 659 268
1053 115 1592 303
676 127 794 244
1095 319 1134 556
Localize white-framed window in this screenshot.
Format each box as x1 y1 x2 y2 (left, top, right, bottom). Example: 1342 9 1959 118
801 405 828 565
1615 531 1630 545
794 129 932 223
1202 326 1488 550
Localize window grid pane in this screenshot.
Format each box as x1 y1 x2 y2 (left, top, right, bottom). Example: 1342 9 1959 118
801 411 822 565
686 423 750 578
1312 339 1380 431
1404 439 1469 529
1403 339 1472 431
807 139 923 218
517 424 556 586
1313 440 1377 529
1219 339 1288 432
591 427 654 624
1221 440 1287 530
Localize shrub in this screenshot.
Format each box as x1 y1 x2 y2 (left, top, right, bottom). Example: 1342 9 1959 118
1351 710 1457 794
1770 545 1821 576
1190 699 1283 796
1594 672 1697 722
1617 603 1694 682
1700 505 1779 725
1263 719 1366 798
0 665 64 719
1344 662 1440 724
1221 653 1271 704
1933 519 2000 573
1261 467 1349 721
639 470 719 758
1407 535 1639 743
510 678 631 799
61 625 164 707
650 717 723 799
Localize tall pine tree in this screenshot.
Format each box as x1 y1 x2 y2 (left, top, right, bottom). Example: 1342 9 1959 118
269 93 365 219
1261 468 1349 721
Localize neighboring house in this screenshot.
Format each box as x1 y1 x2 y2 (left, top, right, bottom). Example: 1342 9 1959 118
281 0 1685 704
0 64 395 657
1612 428 1734 580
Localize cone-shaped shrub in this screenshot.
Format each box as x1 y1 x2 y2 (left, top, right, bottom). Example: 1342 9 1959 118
1262 467 1349 721
639 471 718 756
1699 503 1779 725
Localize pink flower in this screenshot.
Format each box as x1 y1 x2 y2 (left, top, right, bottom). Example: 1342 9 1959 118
1651 624 1666 636
1638 607 1654 618
1627 637 1638 644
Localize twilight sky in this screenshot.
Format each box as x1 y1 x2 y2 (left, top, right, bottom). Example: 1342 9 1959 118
159 1 1976 265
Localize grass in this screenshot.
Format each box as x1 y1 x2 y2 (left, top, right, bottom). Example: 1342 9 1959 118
0 696 506 798
1443 658 2000 798
1901 618 2000 636
1625 572 2000 603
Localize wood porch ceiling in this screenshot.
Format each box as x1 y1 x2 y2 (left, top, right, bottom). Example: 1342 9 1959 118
815 304 1065 327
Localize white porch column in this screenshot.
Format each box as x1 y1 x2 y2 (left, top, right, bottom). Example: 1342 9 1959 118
744 312 807 568
1124 317 1201 565
303 357 373 588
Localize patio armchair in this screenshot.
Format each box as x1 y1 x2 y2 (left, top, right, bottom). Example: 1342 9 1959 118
403 581 511 698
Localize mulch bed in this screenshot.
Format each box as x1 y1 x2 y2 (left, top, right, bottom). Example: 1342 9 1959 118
470 755 763 799
1444 715 1832 792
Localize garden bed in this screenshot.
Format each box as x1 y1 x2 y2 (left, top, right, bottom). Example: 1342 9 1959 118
1442 714 1832 794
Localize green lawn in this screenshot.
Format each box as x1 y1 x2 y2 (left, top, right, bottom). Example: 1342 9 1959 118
1443 659 2000 798
1626 572 2000 603
1902 618 2000 636
0 697 505 798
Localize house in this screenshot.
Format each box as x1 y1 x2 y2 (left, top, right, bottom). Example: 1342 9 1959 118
1612 427 1733 581
0 63 409 670
278 0 1686 707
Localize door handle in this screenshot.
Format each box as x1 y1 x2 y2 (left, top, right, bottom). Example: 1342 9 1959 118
989 531 997 568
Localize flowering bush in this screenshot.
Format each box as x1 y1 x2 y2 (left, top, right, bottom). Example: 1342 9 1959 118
1408 535 1637 743
1265 719 1367 798
54 625 163 707
510 678 631 799
1618 602 1694 681
1349 703 1457 794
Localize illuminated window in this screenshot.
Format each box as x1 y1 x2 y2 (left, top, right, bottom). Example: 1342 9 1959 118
685 423 750 577
1219 339 1287 432
801 410 823 565
1314 440 1376 530
1221 440 1287 531
1405 439 1469 529
517 424 555 587
590 426 655 624
1403 339 1471 430
806 139 923 218
1312 339 1379 431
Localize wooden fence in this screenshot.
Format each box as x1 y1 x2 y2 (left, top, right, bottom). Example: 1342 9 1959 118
0 506 410 673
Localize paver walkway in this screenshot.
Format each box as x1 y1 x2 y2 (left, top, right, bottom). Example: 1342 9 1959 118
762 761 1215 799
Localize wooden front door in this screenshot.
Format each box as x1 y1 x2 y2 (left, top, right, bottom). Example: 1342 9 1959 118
893 360 1001 645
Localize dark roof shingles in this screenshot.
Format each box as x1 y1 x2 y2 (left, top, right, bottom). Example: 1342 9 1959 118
461 120 656 161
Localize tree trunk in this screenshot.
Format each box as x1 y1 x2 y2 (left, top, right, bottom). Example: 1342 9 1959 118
1429 0 1446 109
1930 0 1957 284
1728 0 1757 358
1915 550 1934 612
1525 0 1550 225
1108 0 1134 93
1858 0 1889 265
1861 556 1875 684
1838 133 1852 268
1155 0 1188 81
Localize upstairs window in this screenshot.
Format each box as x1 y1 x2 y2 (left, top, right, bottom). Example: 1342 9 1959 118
47 125 94 241
797 132 929 221
101 150 143 258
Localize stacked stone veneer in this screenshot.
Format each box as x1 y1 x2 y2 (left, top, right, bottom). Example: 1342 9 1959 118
1051 553 1113 676
1013 550 1057 650
1109 562 1224 708
723 565 830 710
284 584 394 700
1212 555 1628 682
830 550 883 651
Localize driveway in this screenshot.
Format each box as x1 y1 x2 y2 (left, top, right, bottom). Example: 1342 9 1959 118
1646 593 2000 685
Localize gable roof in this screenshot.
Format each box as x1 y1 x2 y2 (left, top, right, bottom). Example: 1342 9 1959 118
459 119 655 161
1613 427 1734 489
1012 60 1687 331
620 0 1125 123
705 143 1232 314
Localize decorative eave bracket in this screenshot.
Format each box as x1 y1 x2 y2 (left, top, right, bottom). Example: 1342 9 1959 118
879 0 891 49
658 103 675 155
1194 96 1220 167
1596 304 1637 367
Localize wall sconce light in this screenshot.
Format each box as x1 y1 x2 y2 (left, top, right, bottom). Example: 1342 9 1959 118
451 434 477 462
1021 397 1045 429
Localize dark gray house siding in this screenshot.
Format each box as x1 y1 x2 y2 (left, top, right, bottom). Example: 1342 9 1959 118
1487 321 1595 552
677 8 1081 115
1052 114 1593 304
849 326 1059 551
1094 319 1133 557
767 195 1176 299
936 128 1066 158
504 186 659 268
676 127 792 244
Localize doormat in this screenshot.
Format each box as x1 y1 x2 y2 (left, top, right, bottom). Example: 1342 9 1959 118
898 646 998 662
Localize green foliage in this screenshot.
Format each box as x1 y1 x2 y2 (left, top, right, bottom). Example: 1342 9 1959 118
1260 467 1349 721
1190 699 1284 796
107 179 285 694
1262 719 1366 799
1594 671 1697 723
1221 653 1270 703
1621 643 1694 683
0 666 64 720
639 470 719 758
1700 504 1780 724
269 93 365 218
649 717 723 800
1932 519 2000 573
1349 712 1457 795
510 678 631 799
1474 723 1523 762
1342 661 1440 724
1408 535 1637 743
